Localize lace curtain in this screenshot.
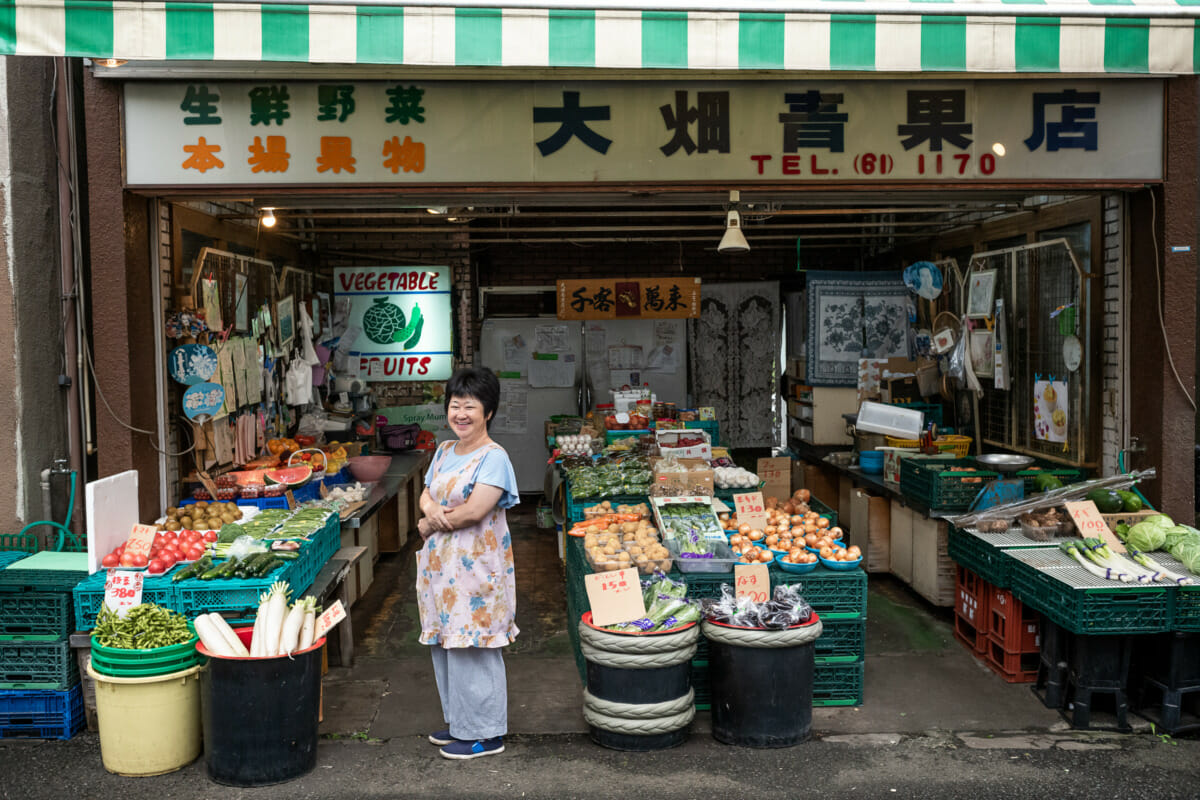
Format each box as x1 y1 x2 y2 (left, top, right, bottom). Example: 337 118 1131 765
688 282 781 448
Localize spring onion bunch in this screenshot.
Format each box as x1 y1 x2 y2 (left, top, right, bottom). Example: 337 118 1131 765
1059 539 1195 584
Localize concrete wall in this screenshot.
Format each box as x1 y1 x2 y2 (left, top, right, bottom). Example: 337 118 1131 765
0 56 70 530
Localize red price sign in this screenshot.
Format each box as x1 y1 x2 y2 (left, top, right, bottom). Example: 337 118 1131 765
1064 501 1123 549
733 491 768 531
314 600 347 640
734 564 770 603
584 568 646 627
103 569 144 617
124 524 157 560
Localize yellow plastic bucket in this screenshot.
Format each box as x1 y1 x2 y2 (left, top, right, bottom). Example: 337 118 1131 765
87 659 204 777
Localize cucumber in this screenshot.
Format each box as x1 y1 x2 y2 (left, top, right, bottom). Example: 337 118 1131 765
269 549 301 561
175 556 213 582
254 557 283 577
215 558 242 580
199 560 226 580
201 557 239 581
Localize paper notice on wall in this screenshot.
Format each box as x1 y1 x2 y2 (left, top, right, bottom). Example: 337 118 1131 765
202 277 222 333
645 344 678 374
535 324 569 352
502 336 528 373
243 338 262 404
608 344 643 370
529 353 576 388
492 380 529 434
1033 379 1069 443
586 324 607 363
216 345 236 418
230 339 247 407
654 320 677 346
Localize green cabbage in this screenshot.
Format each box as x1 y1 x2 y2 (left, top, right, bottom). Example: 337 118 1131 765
1126 521 1167 552
1143 513 1175 529
1179 544 1200 575
1165 526 1200 554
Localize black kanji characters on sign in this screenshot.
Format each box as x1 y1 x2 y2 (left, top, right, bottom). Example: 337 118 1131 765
644 286 664 312
1024 89 1100 152
659 90 731 156
664 285 683 311
317 85 356 122
533 91 612 156
897 90 972 151
248 86 291 126
780 91 848 153
386 85 426 124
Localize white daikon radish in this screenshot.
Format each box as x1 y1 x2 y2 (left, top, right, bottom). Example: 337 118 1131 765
278 600 307 656
194 614 236 657
250 591 270 657
261 581 291 657
298 598 317 651
206 613 250 657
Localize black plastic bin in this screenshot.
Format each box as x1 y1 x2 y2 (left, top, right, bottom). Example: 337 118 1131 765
198 627 326 787
706 616 820 748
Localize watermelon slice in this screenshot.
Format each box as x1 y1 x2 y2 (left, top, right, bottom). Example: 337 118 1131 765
264 465 313 488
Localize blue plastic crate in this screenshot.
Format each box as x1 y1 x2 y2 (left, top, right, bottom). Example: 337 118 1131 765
73 569 180 630
0 639 78 690
0 685 85 740
179 495 291 511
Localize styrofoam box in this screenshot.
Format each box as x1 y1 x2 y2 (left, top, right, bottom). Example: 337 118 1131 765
854 401 925 439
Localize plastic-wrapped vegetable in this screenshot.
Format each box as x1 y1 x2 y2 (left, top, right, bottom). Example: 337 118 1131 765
702 583 813 630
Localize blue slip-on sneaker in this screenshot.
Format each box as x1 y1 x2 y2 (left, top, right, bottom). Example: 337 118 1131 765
439 737 505 760
428 729 456 746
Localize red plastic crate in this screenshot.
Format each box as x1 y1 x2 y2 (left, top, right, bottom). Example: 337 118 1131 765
954 612 987 656
955 566 990 631
988 587 1040 654
985 638 1040 683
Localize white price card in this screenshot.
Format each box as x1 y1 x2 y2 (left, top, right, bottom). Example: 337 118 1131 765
733 491 768 531
104 569 144 618
584 568 646 627
314 600 347 640
734 564 770 603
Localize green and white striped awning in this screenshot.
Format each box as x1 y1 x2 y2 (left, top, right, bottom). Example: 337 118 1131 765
3 0 1200 73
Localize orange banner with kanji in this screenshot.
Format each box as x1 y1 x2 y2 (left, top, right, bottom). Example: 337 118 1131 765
557 278 701 320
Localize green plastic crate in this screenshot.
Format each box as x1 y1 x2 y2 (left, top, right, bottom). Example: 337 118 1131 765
1006 549 1170 635
1014 465 1088 495
0 593 74 641
1172 587 1200 633
813 660 864 706
678 565 867 617
73 571 179 630
900 458 999 512
947 525 1056 589
690 658 711 710
814 613 866 663
564 486 649 525
809 497 839 529
0 639 78 690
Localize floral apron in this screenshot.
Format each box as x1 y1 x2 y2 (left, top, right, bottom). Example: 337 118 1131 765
416 441 519 648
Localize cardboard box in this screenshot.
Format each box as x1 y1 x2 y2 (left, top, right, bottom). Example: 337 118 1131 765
839 475 854 521
802 465 839 512
656 429 713 460
650 457 714 496
757 456 793 501
881 376 922 403
890 500 914 583
866 495 892 573
912 514 955 607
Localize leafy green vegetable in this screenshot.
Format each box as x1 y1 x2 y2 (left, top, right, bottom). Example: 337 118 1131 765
1143 513 1175 530
1126 521 1167 552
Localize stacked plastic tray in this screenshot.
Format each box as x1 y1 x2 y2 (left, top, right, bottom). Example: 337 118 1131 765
947 524 1057 589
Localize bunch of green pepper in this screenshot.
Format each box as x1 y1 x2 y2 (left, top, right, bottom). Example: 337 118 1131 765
93 603 193 649
566 460 652 499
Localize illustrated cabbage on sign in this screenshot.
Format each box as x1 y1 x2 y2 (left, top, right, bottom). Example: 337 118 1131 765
362 297 408 345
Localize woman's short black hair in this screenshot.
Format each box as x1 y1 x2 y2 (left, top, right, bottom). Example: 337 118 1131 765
444 367 501 427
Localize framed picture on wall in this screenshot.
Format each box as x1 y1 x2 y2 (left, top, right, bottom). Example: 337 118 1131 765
969 329 995 378
966 268 997 319
277 295 295 350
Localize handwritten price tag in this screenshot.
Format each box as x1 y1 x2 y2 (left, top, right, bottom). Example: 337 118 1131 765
1064 501 1124 550
314 600 347 640
124 524 158 560
103 569 144 617
733 491 768 531
285 490 297 510
584 568 646 627
734 563 770 603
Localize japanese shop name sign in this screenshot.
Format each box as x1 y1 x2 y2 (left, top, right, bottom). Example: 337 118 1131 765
334 266 453 381
557 278 700 320
124 80 1162 186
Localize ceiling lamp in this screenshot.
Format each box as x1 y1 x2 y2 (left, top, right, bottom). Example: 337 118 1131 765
260 207 277 228
718 190 750 254
94 58 127 68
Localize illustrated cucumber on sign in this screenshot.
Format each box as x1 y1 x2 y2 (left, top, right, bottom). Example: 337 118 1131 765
361 297 424 350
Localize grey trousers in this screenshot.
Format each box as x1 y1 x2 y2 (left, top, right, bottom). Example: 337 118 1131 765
430 645 508 741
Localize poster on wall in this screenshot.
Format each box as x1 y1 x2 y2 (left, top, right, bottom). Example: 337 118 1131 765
1033 379 1069 443
333 266 453 381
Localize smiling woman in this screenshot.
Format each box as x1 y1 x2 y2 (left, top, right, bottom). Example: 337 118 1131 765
414 367 520 761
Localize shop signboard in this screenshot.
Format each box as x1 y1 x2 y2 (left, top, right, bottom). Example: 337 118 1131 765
333 266 453 381
557 278 700 320
125 80 1163 186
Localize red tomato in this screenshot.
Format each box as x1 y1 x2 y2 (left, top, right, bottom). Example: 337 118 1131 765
202 531 218 543
189 545 206 560
131 554 148 568
148 559 165 574
161 552 178 566
119 552 136 567
101 553 119 568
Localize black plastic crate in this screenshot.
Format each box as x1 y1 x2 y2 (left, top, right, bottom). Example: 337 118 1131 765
900 458 998 512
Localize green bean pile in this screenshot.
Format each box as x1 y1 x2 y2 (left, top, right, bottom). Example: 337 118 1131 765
93 603 193 649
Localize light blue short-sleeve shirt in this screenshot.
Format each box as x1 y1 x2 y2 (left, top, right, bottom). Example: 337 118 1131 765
425 445 520 509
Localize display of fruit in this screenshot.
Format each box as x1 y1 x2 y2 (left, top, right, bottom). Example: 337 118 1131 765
101 528 218 573
780 549 818 565
264 465 314 488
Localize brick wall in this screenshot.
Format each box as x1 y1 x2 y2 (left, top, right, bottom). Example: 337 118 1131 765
1101 194 1124 475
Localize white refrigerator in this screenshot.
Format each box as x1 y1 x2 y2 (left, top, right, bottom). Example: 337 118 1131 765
478 316 688 493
